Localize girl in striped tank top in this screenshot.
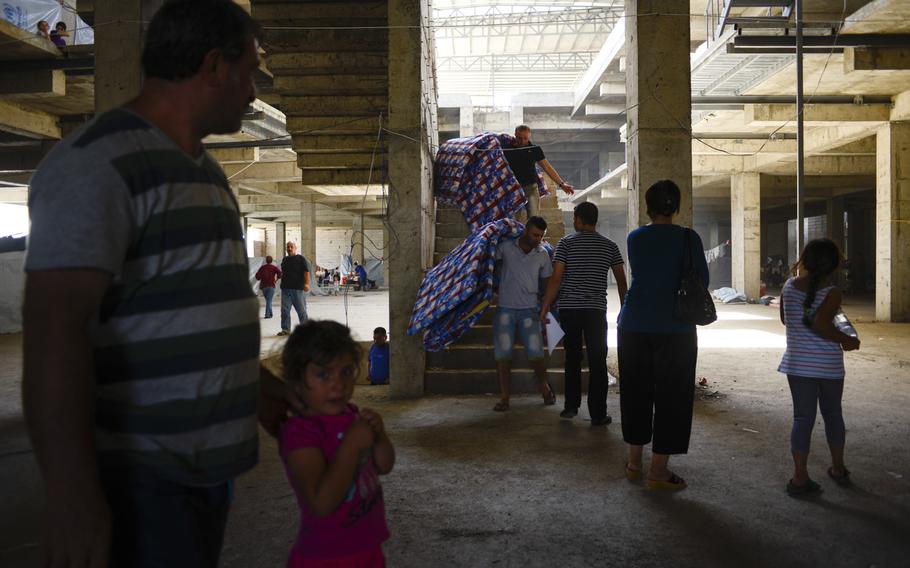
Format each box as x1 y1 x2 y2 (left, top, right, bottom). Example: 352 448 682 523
778 238 860 496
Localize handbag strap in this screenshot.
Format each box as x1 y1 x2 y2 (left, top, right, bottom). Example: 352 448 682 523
681 228 693 273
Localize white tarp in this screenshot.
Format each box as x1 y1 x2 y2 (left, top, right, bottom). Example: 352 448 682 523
3 0 94 44
0 251 26 334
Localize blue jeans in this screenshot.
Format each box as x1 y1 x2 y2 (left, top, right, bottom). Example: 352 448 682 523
101 467 231 568
261 287 275 318
493 307 544 361
281 288 307 332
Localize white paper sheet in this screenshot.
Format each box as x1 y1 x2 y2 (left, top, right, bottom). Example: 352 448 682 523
544 312 564 355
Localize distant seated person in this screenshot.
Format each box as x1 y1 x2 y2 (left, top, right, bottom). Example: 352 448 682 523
369 327 390 385
49 21 69 49
353 261 376 290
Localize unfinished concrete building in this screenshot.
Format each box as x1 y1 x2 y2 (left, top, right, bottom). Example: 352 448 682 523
1 0 908 566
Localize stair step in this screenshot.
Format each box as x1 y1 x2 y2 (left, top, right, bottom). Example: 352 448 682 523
252 1 388 21
435 206 465 224
266 52 389 74
434 236 468 252
262 29 387 53
434 222 470 239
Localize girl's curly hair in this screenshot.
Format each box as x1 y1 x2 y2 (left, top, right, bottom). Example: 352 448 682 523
282 320 362 385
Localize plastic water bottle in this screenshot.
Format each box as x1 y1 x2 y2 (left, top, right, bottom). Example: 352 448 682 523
834 309 858 339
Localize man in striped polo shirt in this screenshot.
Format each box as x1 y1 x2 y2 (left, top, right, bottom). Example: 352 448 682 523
21 2 290 566
540 202 628 426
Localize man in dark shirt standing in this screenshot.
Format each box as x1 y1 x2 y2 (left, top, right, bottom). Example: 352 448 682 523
502 125 575 221
278 241 310 336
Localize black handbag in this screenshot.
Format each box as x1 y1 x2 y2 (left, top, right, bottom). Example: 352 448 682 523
674 228 717 326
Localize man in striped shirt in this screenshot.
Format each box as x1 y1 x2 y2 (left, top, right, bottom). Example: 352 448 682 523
22 2 295 565
540 202 627 426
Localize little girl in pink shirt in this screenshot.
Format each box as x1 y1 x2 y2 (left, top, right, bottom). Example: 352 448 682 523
279 320 395 567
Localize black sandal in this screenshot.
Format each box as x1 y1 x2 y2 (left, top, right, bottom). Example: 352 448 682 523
543 382 556 406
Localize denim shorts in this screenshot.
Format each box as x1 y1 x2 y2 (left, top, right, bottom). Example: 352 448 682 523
493 307 545 361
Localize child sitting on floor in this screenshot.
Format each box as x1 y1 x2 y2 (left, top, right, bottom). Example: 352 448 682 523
368 327 390 385
279 320 395 566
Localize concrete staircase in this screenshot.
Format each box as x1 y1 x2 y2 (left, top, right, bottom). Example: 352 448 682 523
425 192 571 395
250 1 388 185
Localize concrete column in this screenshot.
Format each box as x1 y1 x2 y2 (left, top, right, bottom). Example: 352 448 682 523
731 173 761 299
382 228 390 288
875 121 910 322
94 0 163 112
276 222 286 259
709 223 720 249
242 216 249 255
300 196 316 268
459 106 474 138
510 106 524 129
624 0 692 229
351 214 365 265
599 152 612 177
388 0 431 397
826 196 845 252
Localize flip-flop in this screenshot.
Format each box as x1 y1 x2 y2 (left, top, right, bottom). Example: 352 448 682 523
647 472 687 491
827 467 852 486
786 478 822 496
543 382 556 406
493 400 510 412
625 464 642 482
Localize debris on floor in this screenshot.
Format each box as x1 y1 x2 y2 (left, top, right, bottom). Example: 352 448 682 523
695 377 723 400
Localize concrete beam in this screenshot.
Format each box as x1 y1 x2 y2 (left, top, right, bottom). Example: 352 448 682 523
584 103 628 115
805 125 877 154
222 160 300 182
0 70 65 98
0 100 60 139
519 112 624 130
844 47 910 72
693 154 745 174
751 154 875 176
745 103 891 126
692 138 796 155
821 136 876 155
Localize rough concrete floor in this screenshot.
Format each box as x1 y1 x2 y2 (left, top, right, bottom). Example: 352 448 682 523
1 292 909 567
